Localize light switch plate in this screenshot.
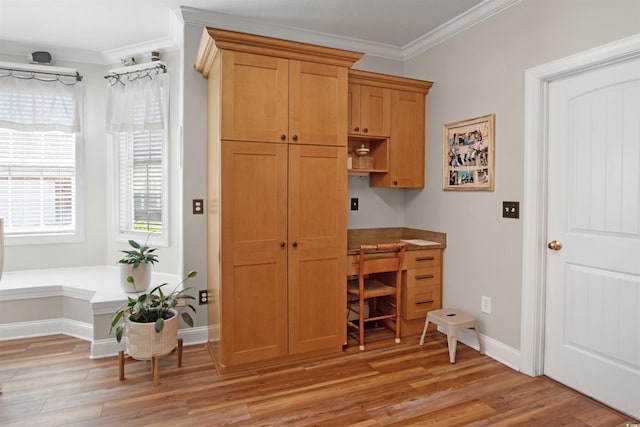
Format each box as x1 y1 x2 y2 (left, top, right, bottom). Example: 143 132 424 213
502 201 519 219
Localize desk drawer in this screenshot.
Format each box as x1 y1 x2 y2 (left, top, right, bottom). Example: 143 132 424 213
405 249 441 269
403 283 441 320
405 267 440 288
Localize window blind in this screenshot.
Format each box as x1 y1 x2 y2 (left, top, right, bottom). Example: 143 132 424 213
0 129 76 235
118 128 164 234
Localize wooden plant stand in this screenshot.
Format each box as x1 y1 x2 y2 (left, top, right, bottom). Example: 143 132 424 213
118 338 183 386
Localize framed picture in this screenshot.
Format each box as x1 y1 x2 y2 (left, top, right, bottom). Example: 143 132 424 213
443 114 495 191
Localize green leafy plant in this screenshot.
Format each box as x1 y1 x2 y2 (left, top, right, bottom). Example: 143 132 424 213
118 239 158 267
110 270 198 342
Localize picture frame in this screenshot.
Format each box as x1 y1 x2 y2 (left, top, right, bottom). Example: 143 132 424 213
443 114 495 191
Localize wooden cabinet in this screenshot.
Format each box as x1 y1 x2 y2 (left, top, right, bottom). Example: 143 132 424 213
196 28 361 371
221 142 346 365
217 44 348 146
348 83 391 137
348 70 432 188
402 249 442 321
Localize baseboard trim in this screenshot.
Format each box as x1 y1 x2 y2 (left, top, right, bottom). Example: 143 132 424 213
437 326 521 371
0 319 208 360
90 326 209 359
0 318 93 342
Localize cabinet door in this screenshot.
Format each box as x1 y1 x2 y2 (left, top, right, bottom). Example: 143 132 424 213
220 141 288 366
221 51 289 143
371 90 425 188
289 61 348 146
348 83 361 135
287 145 347 354
359 85 391 137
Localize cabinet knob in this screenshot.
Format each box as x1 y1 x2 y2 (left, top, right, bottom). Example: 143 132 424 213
292 134 298 141
363 128 368 133
292 242 298 248
393 180 398 186
354 127 360 132
280 134 286 141
280 242 286 248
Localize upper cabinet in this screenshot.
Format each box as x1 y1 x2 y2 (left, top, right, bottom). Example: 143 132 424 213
348 70 432 188
348 84 391 137
196 28 361 147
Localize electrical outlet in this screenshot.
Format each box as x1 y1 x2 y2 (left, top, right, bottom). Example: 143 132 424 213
193 199 204 215
350 197 359 211
481 296 492 314
198 290 208 305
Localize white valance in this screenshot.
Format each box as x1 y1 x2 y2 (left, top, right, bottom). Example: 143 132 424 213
105 72 169 134
0 72 84 133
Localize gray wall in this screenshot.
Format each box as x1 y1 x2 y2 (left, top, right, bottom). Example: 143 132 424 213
402 0 640 349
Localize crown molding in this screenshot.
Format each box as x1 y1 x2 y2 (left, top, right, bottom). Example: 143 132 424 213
0 1 519 65
178 6 403 61
101 37 178 66
0 39 105 65
402 0 521 59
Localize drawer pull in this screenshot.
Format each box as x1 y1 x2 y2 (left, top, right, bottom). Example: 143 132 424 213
416 256 435 261
415 274 435 280
416 300 434 305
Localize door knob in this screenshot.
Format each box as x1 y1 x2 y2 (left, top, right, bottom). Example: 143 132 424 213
547 240 562 251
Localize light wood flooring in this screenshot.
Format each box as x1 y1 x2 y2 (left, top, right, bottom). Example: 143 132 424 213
0 330 636 426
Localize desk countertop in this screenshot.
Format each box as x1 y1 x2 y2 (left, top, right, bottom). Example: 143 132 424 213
347 227 446 255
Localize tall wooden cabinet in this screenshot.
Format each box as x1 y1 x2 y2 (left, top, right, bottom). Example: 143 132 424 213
195 28 362 371
348 70 432 188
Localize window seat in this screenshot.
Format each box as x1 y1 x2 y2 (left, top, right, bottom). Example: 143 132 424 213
0 266 207 358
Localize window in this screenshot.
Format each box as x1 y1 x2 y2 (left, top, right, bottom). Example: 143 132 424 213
0 130 78 238
0 64 84 244
116 127 165 237
107 67 169 244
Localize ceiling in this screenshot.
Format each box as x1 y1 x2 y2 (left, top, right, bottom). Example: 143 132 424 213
0 0 517 64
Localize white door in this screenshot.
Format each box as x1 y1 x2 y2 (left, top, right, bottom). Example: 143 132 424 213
545 55 640 418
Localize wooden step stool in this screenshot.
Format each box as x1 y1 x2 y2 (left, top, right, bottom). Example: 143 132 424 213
419 308 482 363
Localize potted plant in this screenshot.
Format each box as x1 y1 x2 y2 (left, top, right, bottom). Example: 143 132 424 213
110 271 197 360
118 239 159 293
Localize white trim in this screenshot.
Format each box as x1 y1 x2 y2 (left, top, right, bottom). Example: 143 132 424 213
436 326 520 371
0 4 517 64
403 0 521 59
0 318 92 342
90 325 208 359
177 3 519 62
520 33 640 376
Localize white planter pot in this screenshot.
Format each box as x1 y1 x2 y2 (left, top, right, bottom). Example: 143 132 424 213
125 308 179 360
120 263 152 293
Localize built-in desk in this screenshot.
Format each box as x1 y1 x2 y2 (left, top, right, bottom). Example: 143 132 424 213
347 227 446 336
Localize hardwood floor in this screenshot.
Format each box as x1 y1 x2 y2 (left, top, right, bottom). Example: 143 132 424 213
0 331 635 426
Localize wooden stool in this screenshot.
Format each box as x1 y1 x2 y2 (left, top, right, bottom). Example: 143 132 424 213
118 338 183 386
419 308 482 363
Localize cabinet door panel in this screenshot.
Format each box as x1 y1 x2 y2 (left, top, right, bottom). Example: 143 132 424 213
289 61 347 146
348 83 361 135
389 90 425 187
221 141 288 365
221 51 289 143
288 145 347 353
360 85 391 137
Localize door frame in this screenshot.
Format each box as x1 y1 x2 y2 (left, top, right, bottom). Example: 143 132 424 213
520 33 640 376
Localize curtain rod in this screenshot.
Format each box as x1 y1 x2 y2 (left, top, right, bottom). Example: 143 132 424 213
0 61 82 84
104 61 167 85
